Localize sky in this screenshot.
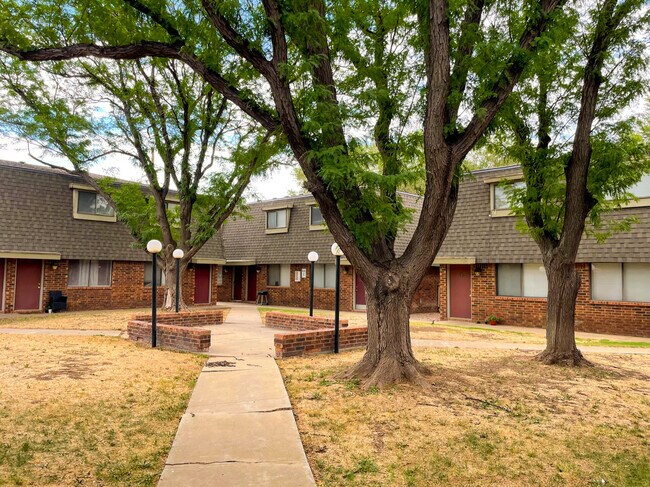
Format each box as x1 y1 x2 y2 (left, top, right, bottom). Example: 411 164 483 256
0 139 302 202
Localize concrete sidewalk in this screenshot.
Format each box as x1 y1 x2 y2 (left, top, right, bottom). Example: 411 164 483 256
158 302 315 487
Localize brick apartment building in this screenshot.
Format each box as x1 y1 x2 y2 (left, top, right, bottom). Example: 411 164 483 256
436 166 650 337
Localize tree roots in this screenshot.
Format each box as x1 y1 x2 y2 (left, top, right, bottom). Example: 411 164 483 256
338 354 432 389
536 348 593 367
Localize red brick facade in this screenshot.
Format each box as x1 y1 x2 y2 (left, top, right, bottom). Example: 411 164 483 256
132 309 225 327
218 264 439 313
1 259 219 313
264 311 348 330
274 326 369 358
127 320 211 352
440 263 650 338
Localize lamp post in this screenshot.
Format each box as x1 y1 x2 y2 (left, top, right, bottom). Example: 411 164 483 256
307 251 319 317
331 243 344 353
173 248 184 313
146 239 163 347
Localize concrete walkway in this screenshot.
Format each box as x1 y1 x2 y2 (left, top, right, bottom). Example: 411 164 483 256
158 302 315 487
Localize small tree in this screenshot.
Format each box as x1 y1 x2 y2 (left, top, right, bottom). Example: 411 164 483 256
0 57 278 309
491 0 649 364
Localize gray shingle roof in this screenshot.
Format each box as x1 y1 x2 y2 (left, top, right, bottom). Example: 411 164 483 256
0 160 224 262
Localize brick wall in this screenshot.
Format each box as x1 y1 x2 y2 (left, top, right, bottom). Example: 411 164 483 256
264 311 348 330
274 326 368 358
133 309 224 327
127 320 211 352
440 263 650 337
412 267 440 312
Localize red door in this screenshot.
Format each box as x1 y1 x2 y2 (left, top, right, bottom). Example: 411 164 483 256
15 260 42 311
0 259 5 311
233 267 243 300
449 265 472 319
247 266 257 301
194 264 211 304
355 272 366 309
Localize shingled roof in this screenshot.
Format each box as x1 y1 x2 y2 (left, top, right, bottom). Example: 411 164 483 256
0 160 224 262
436 165 650 263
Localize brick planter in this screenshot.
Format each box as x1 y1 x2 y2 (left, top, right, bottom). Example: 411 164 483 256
127 320 211 352
264 311 348 331
132 309 225 327
274 327 368 358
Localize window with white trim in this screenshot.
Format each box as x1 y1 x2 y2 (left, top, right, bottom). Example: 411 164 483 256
266 209 288 229
77 190 115 216
629 174 650 199
313 264 336 289
310 206 325 226
68 260 112 287
591 263 650 302
496 263 547 297
144 262 165 286
267 264 290 287
493 181 525 211
217 266 223 285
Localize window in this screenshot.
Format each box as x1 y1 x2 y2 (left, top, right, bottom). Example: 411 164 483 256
144 262 165 286
68 260 112 287
217 266 223 286
314 264 336 289
267 264 290 287
629 173 650 199
493 181 525 211
77 190 114 216
496 263 547 298
310 206 325 227
266 209 288 229
591 263 650 302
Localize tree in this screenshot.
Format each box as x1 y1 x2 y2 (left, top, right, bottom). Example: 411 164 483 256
1 0 569 386
490 0 649 364
0 57 278 309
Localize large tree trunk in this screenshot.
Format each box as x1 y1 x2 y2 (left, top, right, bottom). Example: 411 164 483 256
340 269 431 388
537 259 590 366
161 259 188 312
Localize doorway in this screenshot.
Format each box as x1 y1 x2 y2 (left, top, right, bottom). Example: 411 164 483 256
354 271 366 310
194 264 211 304
448 265 472 319
233 267 243 300
247 266 257 302
15 259 43 311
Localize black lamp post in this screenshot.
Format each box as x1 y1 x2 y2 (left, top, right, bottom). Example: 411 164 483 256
173 248 184 313
307 251 319 317
331 243 344 353
146 239 163 347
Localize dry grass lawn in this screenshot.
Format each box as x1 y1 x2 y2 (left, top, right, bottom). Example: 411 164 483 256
0 335 205 486
279 348 650 487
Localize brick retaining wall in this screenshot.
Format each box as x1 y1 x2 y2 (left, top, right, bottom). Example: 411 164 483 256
132 309 225 327
127 320 211 352
264 311 348 331
274 327 368 358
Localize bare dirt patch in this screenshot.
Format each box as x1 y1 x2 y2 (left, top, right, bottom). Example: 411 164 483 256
0 334 204 486
279 348 650 486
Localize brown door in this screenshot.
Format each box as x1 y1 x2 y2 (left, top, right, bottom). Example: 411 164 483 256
194 264 211 304
15 260 42 311
233 267 243 300
247 266 257 301
354 271 366 309
449 265 472 319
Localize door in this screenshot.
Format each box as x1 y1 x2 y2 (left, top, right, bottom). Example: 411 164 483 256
0 259 5 312
233 267 243 300
354 271 366 310
194 264 211 304
449 265 472 319
15 259 43 311
247 266 257 301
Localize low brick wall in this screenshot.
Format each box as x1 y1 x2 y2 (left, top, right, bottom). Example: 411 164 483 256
127 320 211 352
274 327 368 358
265 311 348 331
132 309 225 327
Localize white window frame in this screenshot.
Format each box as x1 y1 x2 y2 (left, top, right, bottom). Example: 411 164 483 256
217 266 224 286
489 180 525 218
70 184 117 222
313 263 336 289
267 264 291 287
620 174 650 209
308 205 326 230
591 263 650 302
144 262 166 287
68 260 113 287
264 205 292 234
496 263 547 298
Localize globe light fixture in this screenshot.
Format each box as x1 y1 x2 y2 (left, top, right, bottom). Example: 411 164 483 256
146 239 163 347
331 243 343 352
307 251 319 316
173 249 184 312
